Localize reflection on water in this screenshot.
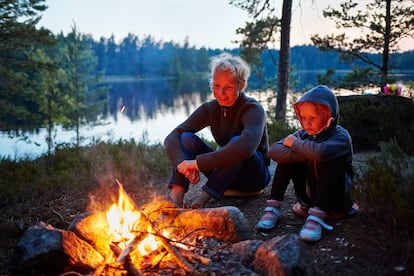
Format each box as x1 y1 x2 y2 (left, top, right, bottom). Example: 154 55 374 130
0 78 213 159
107 77 211 122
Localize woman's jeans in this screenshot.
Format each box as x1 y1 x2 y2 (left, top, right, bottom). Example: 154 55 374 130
168 132 271 199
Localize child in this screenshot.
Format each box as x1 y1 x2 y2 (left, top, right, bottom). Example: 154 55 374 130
256 85 357 242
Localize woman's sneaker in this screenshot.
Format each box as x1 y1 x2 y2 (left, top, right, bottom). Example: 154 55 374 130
256 200 282 230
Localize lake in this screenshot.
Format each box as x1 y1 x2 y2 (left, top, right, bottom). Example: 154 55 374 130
0 78 214 159
1 70 413 159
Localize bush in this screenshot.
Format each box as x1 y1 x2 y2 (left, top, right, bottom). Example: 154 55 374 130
0 140 170 207
354 140 414 232
338 94 414 153
267 119 297 143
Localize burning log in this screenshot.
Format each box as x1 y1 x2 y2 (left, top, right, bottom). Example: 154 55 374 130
10 201 250 274
117 209 194 272
92 242 143 276
68 198 247 274
68 211 111 257
172 205 250 242
139 197 251 242
10 182 312 275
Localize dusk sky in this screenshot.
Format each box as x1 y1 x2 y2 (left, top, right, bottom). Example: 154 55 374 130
39 0 413 51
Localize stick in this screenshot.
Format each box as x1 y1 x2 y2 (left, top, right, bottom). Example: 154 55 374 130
116 211 194 273
178 248 211 266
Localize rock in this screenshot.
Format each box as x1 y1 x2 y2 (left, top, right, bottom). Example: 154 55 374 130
10 221 104 275
231 239 263 266
253 234 312 276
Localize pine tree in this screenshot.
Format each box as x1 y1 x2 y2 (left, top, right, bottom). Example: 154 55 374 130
0 0 55 132
311 0 414 91
231 0 292 122
57 25 108 146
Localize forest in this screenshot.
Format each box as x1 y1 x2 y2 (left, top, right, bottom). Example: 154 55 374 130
85 33 414 83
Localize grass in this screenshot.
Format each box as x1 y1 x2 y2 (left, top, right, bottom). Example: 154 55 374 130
0 139 170 218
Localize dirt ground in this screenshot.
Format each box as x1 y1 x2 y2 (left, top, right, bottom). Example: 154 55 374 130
183 156 413 275
0 153 413 275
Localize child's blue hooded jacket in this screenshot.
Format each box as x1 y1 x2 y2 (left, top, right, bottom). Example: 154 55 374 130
269 85 354 189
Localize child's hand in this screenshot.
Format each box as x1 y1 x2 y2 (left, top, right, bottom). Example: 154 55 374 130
283 134 297 148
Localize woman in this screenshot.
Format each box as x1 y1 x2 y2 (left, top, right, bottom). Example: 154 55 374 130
164 52 271 208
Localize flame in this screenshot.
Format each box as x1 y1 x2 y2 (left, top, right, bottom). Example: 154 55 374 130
105 181 161 256
138 233 159 255
106 184 140 246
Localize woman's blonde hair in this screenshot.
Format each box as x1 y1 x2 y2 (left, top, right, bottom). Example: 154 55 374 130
209 53 250 91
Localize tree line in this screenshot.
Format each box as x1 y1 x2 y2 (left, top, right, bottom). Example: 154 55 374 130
86 34 414 82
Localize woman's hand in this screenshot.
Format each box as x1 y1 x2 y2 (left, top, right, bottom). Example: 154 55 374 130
177 160 200 184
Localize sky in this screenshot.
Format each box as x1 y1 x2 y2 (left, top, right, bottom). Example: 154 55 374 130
38 0 413 51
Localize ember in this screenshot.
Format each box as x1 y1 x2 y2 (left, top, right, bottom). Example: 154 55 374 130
10 180 312 275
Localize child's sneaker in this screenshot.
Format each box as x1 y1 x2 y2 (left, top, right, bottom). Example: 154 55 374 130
256 200 282 230
292 202 309 218
293 202 360 220
299 207 333 242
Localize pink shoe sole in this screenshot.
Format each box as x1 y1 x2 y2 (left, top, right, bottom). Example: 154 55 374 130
292 202 360 219
292 202 308 218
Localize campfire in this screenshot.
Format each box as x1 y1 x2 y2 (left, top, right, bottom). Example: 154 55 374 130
11 179 311 275
92 180 204 274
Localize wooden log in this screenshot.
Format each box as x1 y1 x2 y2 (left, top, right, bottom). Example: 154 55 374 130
139 198 251 242
71 198 250 247
68 211 111 257
171 205 251 242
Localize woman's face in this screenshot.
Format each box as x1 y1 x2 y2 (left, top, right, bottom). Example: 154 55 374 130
211 69 241 107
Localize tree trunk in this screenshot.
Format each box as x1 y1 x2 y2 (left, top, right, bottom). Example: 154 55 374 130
47 95 52 156
275 0 292 121
381 0 391 93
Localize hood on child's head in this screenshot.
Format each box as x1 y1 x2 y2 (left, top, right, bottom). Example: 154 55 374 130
294 85 339 129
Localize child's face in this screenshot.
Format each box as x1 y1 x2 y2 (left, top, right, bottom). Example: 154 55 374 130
296 102 331 135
